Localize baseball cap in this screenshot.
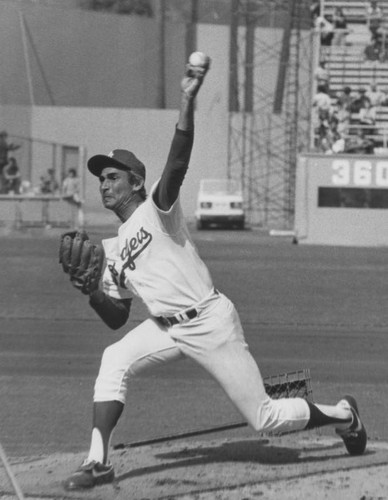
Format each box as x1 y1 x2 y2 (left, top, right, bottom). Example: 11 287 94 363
87 149 146 180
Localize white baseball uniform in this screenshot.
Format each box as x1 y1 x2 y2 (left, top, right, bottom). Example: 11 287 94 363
62 71 363 493
94 181 310 434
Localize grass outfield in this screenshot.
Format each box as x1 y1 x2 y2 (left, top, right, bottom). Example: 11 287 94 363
1 228 388 459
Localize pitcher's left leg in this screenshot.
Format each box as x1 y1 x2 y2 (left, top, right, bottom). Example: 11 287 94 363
174 294 311 433
175 294 365 446
195 337 311 433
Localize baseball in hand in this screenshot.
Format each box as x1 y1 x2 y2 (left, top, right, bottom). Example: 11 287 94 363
189 51 211 68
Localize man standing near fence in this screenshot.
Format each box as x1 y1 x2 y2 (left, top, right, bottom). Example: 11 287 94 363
0 131 21 194
62 168 84 229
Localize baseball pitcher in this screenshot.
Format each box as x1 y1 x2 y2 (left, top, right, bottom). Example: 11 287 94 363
59 54 367 491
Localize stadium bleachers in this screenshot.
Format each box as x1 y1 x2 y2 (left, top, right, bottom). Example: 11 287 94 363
323 0 388 26
327 46 388 90
326 46 388 138
317 1 388 148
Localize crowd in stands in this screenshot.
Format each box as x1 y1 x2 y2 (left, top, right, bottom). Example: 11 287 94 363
311 0 387 61
313 81 388 154
311 0 388 154
311 1 350 47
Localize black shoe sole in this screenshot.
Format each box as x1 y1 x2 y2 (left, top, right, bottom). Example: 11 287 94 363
339 395 367 456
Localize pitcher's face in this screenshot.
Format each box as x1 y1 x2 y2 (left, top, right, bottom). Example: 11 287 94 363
99 167 134 211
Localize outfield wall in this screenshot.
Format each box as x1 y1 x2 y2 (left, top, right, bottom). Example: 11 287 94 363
295 154 388 246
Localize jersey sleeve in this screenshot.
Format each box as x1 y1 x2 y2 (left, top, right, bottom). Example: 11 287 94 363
144 180 184 235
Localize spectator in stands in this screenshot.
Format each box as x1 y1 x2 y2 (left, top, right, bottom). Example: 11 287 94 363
313 84 333 150
331 133 346 154
314 14 335 46
315 122 330 151
315 60 330 91
313 84 332 118
40 168 59 194
337 86 353 111
316 110 345 154
380 88 388 105
319 136 333 154
359 99 377 136
366 83 386 107
62 168 82 207
365 0 384 41
320 121 345 154
315 106 339 154
20 180 32 195
331 99 351 135
0 130 21 194
2 157 21 194
332 7 348 46
364 36 383 61
310 0 320 25
328 107 346 148
328 105 339 130
62 167 84 229
350 88 371 113
345 129 375 154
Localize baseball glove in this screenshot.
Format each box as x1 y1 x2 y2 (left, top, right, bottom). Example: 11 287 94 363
59 230 105 295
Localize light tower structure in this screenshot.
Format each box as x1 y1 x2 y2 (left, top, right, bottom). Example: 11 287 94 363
228 0 316 229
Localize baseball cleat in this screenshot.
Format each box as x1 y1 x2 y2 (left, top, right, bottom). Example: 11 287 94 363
63 460 114 490
335 395 367 455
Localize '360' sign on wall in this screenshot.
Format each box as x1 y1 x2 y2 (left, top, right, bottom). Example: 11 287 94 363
331 159 388 187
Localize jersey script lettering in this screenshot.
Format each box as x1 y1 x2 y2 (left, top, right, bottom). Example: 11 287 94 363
108 262 126 289
120 226 153 271
108 227 153 289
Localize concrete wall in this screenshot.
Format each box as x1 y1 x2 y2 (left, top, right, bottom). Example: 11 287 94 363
0 0 185 108
295 154 388 247
30 103 229 225
0 21 230 225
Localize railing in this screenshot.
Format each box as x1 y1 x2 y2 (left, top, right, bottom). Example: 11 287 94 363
0 135 86 229
344 122 388 146
6 135 86 192
314 122 388 154
0 194 84 229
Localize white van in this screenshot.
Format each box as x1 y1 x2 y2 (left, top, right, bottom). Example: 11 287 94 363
195 178 245 229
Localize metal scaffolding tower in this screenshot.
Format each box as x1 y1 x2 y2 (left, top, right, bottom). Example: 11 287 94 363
228 0 316 229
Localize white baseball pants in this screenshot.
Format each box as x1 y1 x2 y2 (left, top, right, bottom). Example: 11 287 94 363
94 291 310 434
